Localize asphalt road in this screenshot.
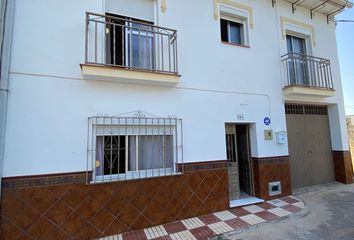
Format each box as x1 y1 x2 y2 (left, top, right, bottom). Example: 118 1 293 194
219 182 354 240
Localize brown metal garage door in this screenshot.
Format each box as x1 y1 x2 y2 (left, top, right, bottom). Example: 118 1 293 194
285 105 335 189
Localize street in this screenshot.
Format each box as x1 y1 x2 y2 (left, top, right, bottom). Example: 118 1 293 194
221 182 354 240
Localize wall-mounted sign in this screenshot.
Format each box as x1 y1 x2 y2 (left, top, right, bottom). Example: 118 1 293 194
264 130 273 140
264 117 271 126
237 114 245 120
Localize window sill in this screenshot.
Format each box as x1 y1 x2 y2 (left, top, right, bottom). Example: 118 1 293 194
221 41 250 48
91 168 182 183
81 63 181 86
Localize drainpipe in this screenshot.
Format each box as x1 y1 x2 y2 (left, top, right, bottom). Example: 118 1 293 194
0 0 15 197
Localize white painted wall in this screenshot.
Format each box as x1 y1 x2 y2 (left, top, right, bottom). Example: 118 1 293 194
3 0 349 176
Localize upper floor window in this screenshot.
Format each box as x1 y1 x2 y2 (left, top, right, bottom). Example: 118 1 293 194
220 18 244 45
219 8 249 47
87 111 183 183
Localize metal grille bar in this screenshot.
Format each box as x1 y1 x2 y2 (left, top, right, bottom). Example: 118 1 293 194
86 111 183 184
285 104 305 115
285 104 328 115
85 12 179 75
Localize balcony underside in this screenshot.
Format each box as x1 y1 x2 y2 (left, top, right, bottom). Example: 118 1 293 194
81 64 180 85
283 85 335 99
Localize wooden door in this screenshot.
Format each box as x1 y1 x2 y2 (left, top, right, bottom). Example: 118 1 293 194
236 125 253 196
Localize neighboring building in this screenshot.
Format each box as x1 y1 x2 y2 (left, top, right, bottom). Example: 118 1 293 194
0 0 353 239
346 115 354 171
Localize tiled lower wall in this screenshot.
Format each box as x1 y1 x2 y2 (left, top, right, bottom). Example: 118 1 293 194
333 151 353 184
0 161 229 240
252 156 292 200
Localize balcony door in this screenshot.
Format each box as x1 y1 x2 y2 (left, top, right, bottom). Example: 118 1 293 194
286 35 308 86
126 22 155 70
105 13 154 70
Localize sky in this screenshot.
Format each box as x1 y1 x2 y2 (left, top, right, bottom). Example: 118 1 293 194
337 8 354 116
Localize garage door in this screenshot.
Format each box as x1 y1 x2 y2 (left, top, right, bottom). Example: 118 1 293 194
285 104 335 189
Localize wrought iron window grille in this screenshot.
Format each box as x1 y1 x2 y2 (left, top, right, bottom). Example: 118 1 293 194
86 111 183 184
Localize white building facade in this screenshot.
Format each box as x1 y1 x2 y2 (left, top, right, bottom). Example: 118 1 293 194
0 0 352 239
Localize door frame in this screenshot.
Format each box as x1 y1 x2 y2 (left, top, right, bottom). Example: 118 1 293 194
225 123 255 198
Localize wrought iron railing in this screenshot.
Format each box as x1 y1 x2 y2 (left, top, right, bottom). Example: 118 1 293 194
85 12 179 75
86 111 183 184
281 52 334 90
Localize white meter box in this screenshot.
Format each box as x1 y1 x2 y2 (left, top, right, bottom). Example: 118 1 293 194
275 131 287 144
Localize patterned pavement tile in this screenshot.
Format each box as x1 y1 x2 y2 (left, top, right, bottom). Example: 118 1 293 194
257 202 277 210
170 230 197 240
190 226 216 239
163 222 187 234
242 205 265 214
198 214 221 225
181 217 205 230
281 196 301 204
144 225 168 239
255 211 279 221
153 236 172 240
229 207 251 217
208 222 234 234
268 199 289 207
100 195 306 240
224 218 250 229
240 214 266 225
281 204 303 213
268 207 293 217
214 210 237 221
100 235 123 240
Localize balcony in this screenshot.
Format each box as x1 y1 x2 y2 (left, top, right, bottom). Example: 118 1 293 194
81 12 180 85
281 52 335 98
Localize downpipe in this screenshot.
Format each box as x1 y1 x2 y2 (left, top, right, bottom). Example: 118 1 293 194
0 0 15 197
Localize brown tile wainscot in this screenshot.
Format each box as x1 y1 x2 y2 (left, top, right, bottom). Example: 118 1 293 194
333 150 353 184
252 156 292 200
0 161 229 240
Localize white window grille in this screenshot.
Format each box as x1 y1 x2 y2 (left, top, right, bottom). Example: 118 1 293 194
86 111 183 183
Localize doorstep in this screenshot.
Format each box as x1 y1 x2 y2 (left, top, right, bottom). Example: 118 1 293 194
229 197 264 208
99 196 305 240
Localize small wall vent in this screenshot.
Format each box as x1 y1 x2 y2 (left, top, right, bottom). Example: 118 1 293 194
269 181 281 196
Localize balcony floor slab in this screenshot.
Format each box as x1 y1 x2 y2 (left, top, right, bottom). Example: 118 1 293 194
283 86 335 99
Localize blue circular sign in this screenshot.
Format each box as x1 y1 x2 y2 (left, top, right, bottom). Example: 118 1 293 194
264 117 271 126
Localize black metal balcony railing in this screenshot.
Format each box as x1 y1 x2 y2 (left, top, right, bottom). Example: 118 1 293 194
85 12 178 75
281 52 334 90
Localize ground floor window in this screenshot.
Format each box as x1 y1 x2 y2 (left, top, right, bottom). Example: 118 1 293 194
87 111 183 183
96 135 173 175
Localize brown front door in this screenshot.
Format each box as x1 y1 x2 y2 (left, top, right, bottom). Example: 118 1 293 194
286 105 335 189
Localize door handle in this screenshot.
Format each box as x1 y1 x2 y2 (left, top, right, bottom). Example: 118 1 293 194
308 150 313 154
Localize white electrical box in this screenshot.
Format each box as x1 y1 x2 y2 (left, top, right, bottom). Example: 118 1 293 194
275 131 287 144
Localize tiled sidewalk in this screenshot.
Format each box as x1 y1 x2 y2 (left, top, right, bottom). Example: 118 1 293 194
99 196 305 240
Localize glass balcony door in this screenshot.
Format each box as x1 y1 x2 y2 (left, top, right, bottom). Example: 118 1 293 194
286 35 308 86
126 22 155 70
